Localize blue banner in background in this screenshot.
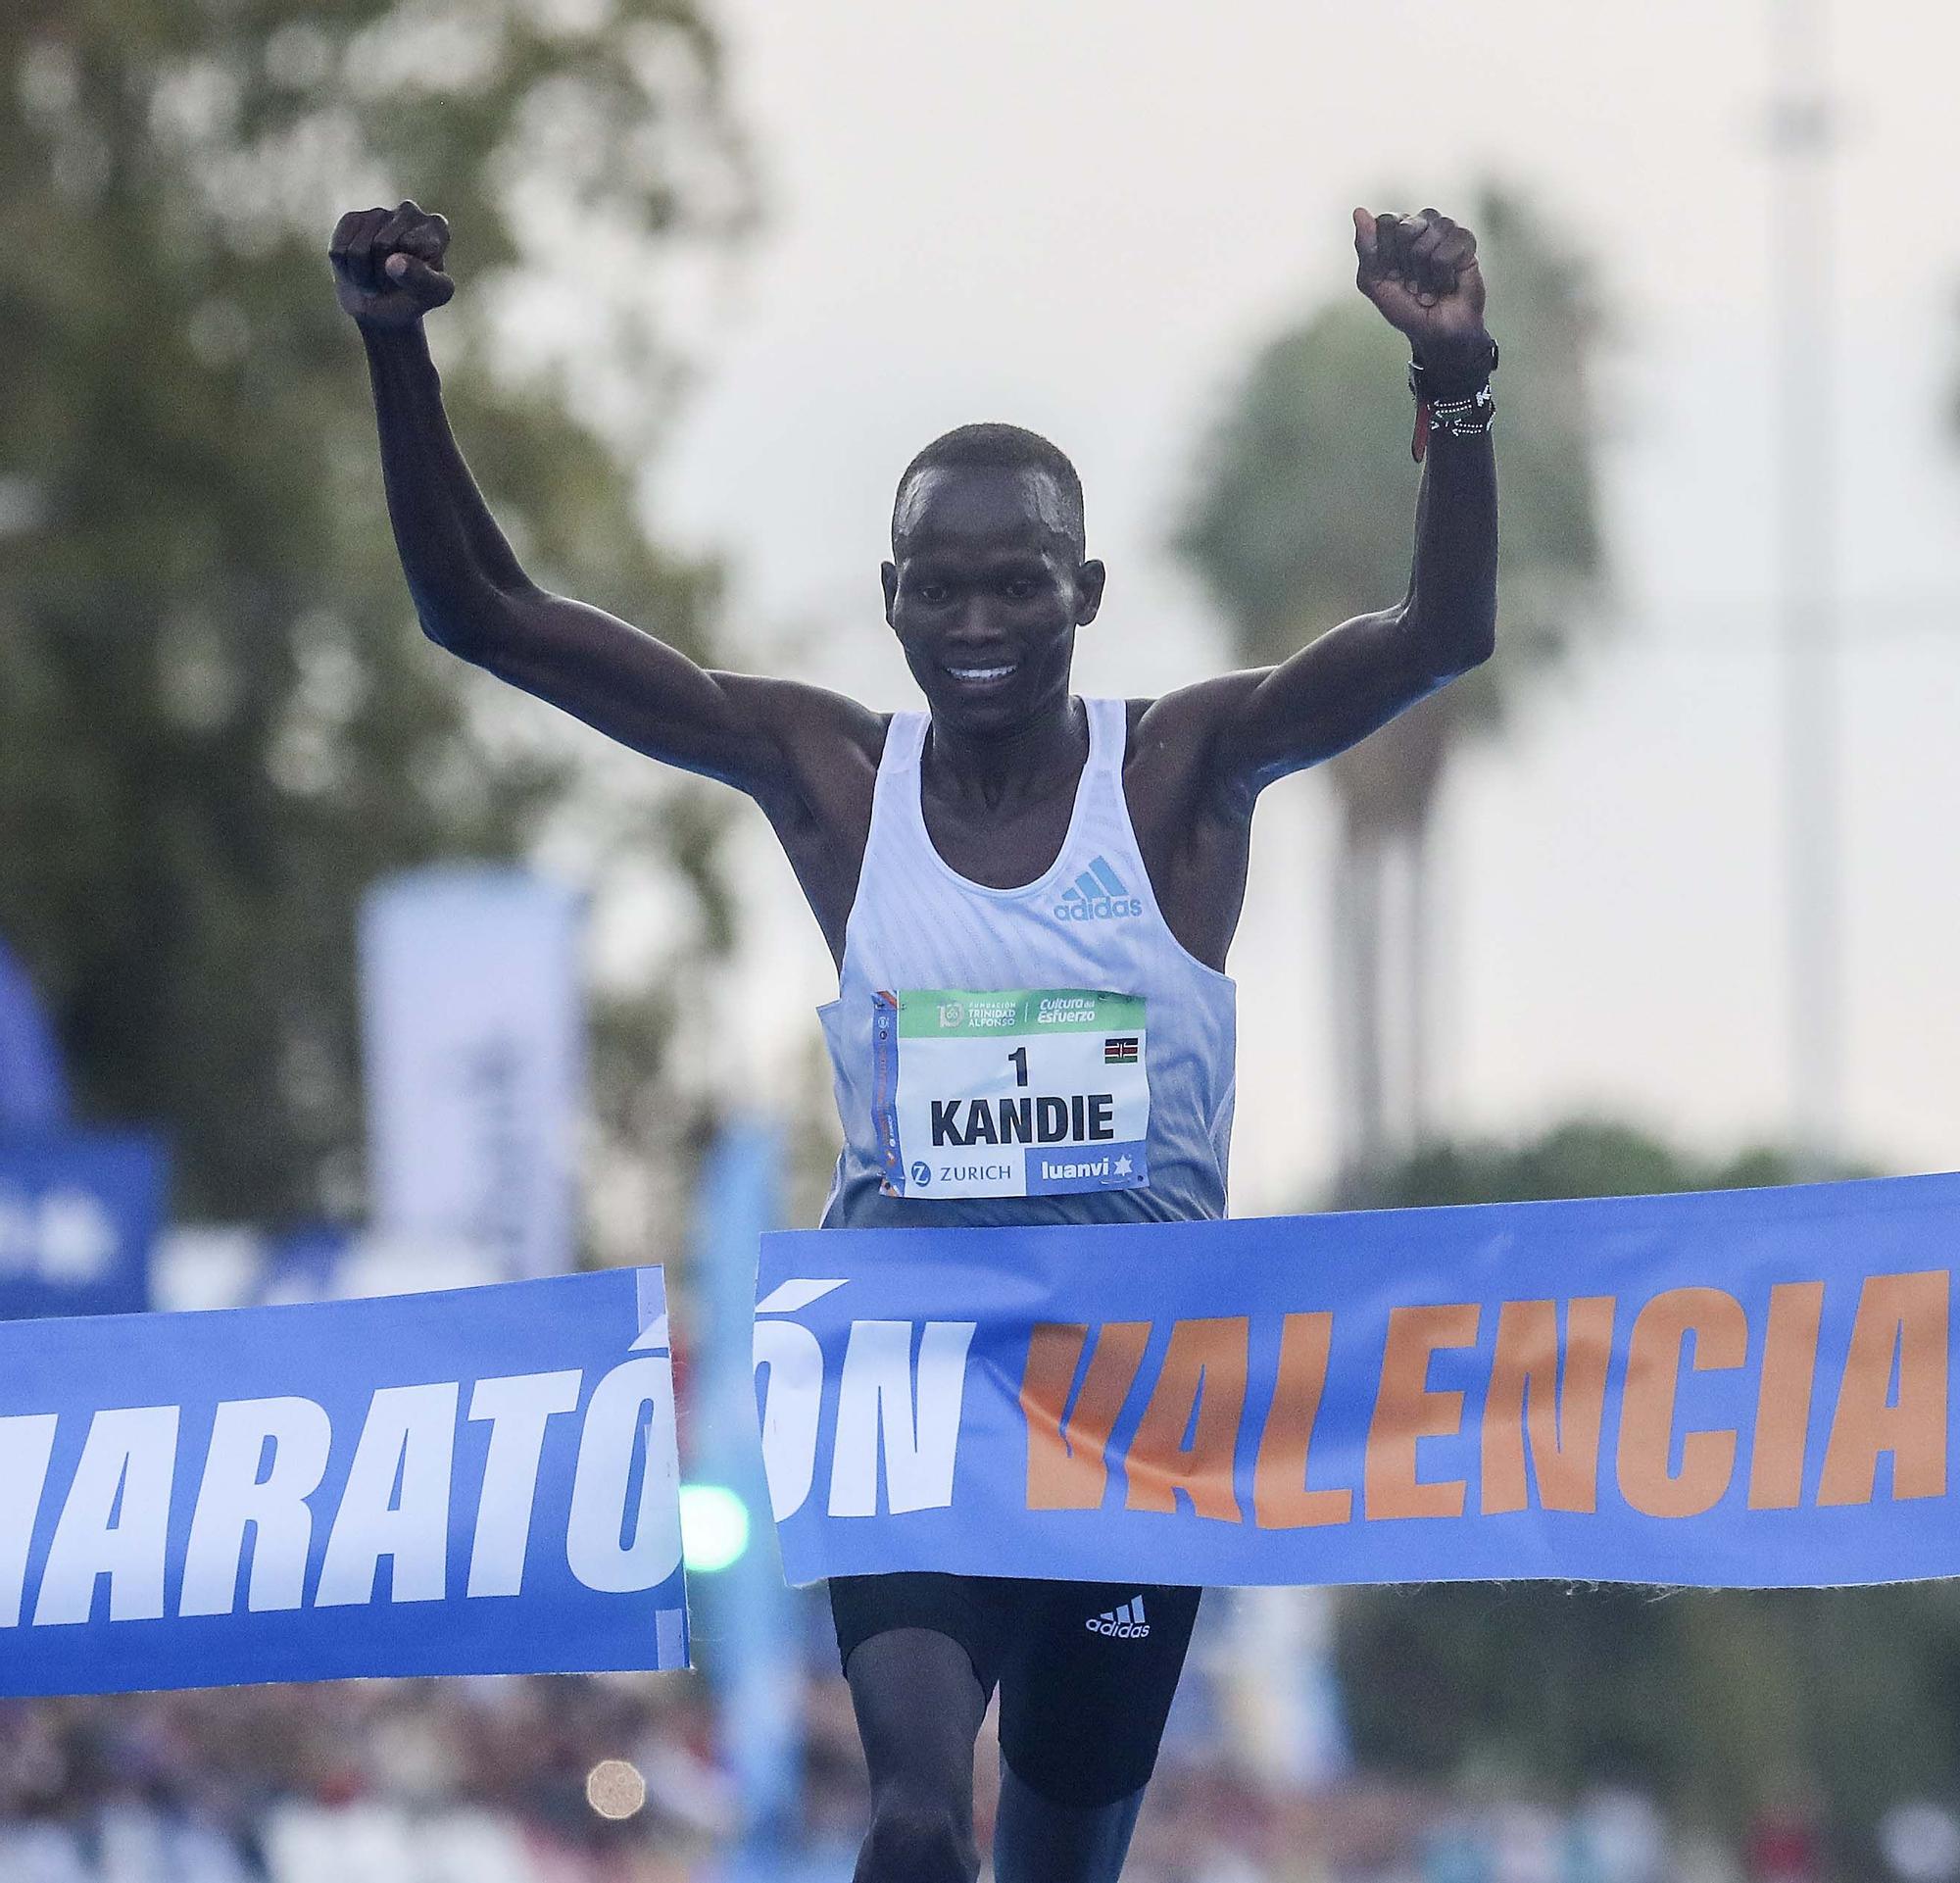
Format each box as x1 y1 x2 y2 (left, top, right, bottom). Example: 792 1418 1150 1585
0 1267 686 1696
0 1133 162 1319
0 939 68 1130
757 1173 1958 1591
688 1120 801 1860
360 868 585 1279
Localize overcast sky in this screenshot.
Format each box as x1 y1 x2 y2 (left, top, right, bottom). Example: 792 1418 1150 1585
638 0 1960 1211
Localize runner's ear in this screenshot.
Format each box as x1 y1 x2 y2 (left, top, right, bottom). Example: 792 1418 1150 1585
1075 560 1105 625
881 561 900 625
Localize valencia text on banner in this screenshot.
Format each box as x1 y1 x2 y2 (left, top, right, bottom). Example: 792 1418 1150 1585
755 1173 1955 1589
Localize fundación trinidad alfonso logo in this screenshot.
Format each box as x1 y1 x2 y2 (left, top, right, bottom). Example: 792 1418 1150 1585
1054 857 1144 921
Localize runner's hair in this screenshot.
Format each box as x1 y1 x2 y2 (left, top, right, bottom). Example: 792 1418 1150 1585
892 423 1086 561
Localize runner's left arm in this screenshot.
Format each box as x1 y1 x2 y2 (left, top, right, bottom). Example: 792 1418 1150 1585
1183 207 1498 805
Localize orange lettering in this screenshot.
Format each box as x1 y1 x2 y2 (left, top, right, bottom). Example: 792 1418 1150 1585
1818 1271 1949 1506
1365 1304 1480 1520
1747 1282 1825 1510
1253 1312 1352 1528
1124 1317 1249 1522
1021 1321 1151 1511
1480 1297 1614 1515
1616 1287 1746 1518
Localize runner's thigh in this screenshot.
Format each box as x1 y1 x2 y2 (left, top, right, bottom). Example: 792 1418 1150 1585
996 1582 1203 1808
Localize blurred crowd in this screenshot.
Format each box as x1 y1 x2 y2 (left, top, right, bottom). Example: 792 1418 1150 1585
5 1583 1955 1883
0 1674 724 1883
0 1661 1898 1883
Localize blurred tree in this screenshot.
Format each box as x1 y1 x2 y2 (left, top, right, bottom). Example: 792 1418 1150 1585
0 2 753 1233
1175 188 1601 1188
1345 1116 1821 1212
1337 1119 1955 1866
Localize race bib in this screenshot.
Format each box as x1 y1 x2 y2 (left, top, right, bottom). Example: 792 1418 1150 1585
871 989 1150 1200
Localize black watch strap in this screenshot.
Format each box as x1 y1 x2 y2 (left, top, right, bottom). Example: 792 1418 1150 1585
1407 338 1499 404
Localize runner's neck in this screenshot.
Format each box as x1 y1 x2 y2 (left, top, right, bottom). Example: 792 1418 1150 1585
921 695 1089 814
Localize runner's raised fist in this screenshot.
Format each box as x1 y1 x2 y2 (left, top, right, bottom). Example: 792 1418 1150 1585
1351 206 1491 371
329 201 454 330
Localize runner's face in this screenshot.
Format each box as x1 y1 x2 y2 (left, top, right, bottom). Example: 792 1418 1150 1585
883 466 1102 731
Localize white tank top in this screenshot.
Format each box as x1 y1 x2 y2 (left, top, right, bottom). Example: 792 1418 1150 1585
818 696 1237 1231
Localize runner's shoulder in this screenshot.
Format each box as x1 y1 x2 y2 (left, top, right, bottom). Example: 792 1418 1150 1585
707 669 889 818
1122 675 1266 816
1124 671 1264 740
704 669 887 760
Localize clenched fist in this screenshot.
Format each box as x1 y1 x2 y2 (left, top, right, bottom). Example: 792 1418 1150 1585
1351 206 1491 373
330 201 455 329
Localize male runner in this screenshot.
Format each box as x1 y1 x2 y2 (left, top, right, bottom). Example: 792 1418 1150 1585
332 199 1496 1883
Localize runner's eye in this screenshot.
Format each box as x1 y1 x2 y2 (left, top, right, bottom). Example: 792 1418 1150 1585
915 581 952 606
1002 577 1041 602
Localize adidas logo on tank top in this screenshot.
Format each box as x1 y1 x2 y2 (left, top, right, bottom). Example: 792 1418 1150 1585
1086 1595 1151 1639
1054 855 1143 921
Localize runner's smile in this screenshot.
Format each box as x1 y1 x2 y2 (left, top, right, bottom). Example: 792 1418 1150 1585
943 658 1020 688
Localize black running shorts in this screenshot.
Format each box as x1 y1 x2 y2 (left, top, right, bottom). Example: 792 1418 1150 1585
829 1571 1203 1808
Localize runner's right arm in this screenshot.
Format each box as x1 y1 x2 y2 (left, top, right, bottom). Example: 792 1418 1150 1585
332 202 879 805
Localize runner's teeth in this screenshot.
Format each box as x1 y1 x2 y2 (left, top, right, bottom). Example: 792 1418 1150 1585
950 665 1015 680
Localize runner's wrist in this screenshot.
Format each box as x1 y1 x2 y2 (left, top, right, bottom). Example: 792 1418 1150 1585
1408 335 1498 403
1406 341 1497 461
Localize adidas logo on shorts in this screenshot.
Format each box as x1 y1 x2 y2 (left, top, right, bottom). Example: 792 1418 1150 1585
1085 1594 1151 1639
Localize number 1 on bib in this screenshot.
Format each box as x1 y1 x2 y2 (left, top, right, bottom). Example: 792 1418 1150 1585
870 989 1151 1199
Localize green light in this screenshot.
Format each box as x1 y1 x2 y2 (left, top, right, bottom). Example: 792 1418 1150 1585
678 1482 751 1572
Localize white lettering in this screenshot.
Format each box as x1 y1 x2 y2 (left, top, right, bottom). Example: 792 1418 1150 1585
827 1320 976 1517
753 1319 825 1520
466 1370 581 1598
0 1414 58 1626
34 1406 179 1625
179 1397 332 1616
565 1359 683 1594
315 1382 458 1608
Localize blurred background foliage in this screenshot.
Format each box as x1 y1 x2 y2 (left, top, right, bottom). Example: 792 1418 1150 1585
0 0 752 1227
